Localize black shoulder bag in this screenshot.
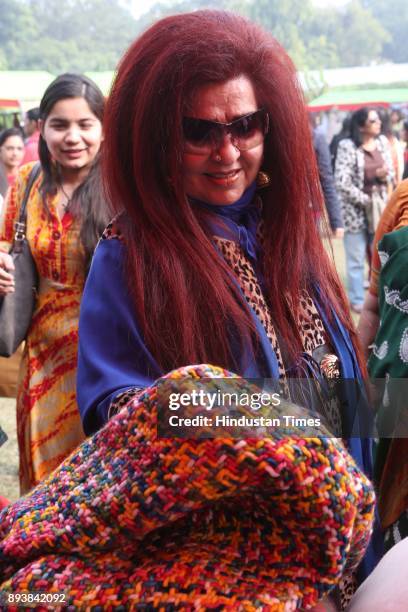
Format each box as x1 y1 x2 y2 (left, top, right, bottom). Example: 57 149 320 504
0 163 41 357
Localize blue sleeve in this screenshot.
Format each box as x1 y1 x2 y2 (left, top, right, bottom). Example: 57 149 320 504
77 238 162 435
313 130 344 230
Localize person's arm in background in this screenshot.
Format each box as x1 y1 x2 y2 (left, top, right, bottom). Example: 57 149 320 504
357 293 379 362
313 129 344 238
0 171 25 295
358 179 408 359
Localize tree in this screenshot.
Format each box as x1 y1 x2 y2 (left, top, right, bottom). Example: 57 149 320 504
362 0 408 63
0 0 139 72
138 0 311 67
0 0 405 73
135 0 248 33
304 0 389 68
29 0 139 70
248 0 312 67
328 1 389 67
0 0 39 69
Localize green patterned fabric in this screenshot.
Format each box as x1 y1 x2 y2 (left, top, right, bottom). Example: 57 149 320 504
369 226 408 379
368 225 408 532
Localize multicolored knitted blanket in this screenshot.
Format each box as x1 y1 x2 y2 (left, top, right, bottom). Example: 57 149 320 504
0 365 375 610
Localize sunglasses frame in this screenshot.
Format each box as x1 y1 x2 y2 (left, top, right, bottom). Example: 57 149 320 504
182 108 269 153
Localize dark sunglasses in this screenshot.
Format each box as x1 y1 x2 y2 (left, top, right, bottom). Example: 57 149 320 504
182 109 269 154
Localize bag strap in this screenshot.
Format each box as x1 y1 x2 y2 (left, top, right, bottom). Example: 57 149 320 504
13 162 42 248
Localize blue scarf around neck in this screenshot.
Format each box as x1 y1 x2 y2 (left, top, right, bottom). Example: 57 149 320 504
189 182 261 260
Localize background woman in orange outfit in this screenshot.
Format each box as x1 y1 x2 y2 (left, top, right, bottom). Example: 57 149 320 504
0 73 108 493
0 128 24 189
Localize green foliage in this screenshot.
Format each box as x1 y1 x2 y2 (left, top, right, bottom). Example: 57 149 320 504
304 0 390 69
0 49 8 70
0 0 138 72
0 0 407 73
248 0 310 67
362 0 408 63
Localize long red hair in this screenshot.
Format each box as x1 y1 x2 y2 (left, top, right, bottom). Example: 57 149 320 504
103 10 363 374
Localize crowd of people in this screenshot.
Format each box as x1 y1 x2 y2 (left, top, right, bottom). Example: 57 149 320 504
0 9 407 610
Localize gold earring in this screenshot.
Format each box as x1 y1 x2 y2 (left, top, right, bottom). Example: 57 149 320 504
257 171 271 189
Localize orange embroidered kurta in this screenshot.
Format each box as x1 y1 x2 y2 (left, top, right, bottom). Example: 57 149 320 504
0 163 86 493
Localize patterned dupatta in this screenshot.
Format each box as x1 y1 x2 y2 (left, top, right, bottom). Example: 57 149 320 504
369 226 408 531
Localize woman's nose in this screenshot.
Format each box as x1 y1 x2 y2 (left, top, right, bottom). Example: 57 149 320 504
64 127 81 143
212 133 241 164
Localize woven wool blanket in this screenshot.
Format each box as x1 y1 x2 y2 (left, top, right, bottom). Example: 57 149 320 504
0 365 375 611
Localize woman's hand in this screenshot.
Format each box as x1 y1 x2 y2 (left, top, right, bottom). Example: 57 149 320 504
332 227 344 239
0 252 15 296
375 165 388 181
357 291 380 361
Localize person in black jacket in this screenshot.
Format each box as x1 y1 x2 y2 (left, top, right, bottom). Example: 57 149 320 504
329 116 351 170
0 162 8 199
313 126 344 237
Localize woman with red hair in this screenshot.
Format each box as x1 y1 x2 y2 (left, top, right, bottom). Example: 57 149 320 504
80 3 377 588
0 11 378 610
79 11 372 470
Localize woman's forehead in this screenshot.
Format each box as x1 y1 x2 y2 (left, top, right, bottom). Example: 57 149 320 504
187 76 258 121
46 97 98 120
1 135 23 147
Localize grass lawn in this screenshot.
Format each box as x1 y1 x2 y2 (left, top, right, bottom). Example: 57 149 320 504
0 397 19 502
0 236 357 504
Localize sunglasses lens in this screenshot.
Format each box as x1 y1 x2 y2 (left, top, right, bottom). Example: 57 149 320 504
182 118 213 147
231 111 267 150
183 110 268 154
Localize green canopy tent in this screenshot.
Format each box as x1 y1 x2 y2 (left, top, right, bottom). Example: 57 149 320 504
0 71 56 110
308 88 408 112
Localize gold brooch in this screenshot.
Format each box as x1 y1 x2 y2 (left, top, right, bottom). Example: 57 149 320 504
320 354 340 379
